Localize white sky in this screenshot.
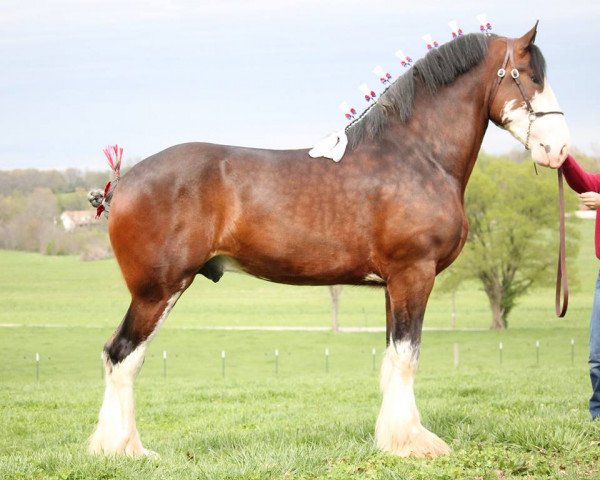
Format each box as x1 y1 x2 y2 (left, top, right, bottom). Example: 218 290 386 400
1 0 598 170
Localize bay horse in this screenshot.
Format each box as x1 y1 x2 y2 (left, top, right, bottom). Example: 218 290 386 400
88 25 570 458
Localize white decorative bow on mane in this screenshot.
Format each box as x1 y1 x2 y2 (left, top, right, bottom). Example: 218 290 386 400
308 130 348 162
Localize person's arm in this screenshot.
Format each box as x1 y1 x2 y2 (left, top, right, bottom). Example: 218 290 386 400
561 154 600 193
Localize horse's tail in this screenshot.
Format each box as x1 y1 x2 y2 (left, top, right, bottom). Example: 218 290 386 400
88 144 123 219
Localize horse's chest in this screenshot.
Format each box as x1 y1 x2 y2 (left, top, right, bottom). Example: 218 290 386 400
379 200 465 260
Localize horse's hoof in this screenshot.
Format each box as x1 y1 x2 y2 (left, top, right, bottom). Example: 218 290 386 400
88 429 157 458
376 424 450 458
139 448 160 459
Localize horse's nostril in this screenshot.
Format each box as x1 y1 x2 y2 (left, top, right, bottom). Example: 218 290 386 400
540 143 551 154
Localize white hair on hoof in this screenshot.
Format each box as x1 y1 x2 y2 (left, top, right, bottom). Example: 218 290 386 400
88 345 157 457
375 340 450 457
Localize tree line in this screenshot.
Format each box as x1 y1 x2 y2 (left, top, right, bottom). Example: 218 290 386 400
0 168 109 196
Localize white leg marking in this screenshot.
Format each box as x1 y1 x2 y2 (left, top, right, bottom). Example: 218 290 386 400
89 344 150 456
375 340 450 457
89 291 182 457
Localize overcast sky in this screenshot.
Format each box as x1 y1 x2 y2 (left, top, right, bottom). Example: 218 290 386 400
1 0 598 170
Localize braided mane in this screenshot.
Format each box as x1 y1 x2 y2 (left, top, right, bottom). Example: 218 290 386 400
346 33 489 149
345 32 547 150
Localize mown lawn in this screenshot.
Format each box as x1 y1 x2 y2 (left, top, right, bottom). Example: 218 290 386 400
1 327 599 479
1 220 599 479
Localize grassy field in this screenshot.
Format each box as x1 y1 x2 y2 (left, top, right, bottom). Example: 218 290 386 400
1 221 600 479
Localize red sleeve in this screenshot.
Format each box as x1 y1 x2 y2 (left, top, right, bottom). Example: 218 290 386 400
561 155 600 194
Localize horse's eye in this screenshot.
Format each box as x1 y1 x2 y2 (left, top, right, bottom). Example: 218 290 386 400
530 75 540 85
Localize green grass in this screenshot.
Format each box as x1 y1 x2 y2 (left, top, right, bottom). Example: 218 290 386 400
1 220 599 479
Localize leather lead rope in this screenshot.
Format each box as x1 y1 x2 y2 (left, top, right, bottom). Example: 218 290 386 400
556 167 568 317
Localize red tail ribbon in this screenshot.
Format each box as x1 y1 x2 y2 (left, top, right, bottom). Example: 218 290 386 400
103 144 123 178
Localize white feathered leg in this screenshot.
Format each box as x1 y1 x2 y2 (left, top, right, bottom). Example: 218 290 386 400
89 290 182 456
375 340 450 457
88 344 155 456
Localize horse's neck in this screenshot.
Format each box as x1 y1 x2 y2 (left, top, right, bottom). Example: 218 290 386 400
387 66 490 193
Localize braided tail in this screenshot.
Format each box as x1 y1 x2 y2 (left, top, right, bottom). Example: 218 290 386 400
88 145 123 219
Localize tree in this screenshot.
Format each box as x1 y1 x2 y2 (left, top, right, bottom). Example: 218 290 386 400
328 285 343 332
440 153 579 329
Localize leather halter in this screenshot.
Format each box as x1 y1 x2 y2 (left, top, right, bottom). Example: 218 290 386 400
490 38 568 317
489 38 564 150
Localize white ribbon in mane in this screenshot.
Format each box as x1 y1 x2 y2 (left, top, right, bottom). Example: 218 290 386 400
308 129 348 162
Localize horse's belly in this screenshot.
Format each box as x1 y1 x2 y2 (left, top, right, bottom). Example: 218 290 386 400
214 251 374 286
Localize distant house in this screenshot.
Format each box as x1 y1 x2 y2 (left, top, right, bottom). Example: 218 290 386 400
60 210 96 231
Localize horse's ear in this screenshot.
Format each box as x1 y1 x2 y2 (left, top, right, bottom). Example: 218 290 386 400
517 21 539 50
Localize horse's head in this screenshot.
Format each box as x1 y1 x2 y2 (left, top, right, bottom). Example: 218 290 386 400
488 23 570 168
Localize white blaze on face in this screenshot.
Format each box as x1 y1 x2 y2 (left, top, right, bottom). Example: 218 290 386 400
501 80 570 168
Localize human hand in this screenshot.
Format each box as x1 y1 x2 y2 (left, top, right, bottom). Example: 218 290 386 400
580 192 600 210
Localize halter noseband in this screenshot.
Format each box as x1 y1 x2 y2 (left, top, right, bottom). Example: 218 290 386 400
489 38 564 150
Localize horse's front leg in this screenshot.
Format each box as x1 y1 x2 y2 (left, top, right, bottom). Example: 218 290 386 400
375 262 450 458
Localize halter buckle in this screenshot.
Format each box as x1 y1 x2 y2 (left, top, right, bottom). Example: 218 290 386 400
497 68 506 78
510 68 519 79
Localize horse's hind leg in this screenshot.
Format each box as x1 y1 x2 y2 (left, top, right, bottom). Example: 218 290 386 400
88 280 190 456
375 262 450 458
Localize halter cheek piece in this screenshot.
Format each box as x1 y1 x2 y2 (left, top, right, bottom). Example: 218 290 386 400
489 38 564 150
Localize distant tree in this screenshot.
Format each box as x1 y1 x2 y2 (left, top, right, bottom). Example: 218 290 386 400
63 168 86 191
0 188 59 251
568 146 600 172
57 188 92 211
0 169 68 195
440 153 579 329
0 168 111 196
84 171 111 191
328 286 343 332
